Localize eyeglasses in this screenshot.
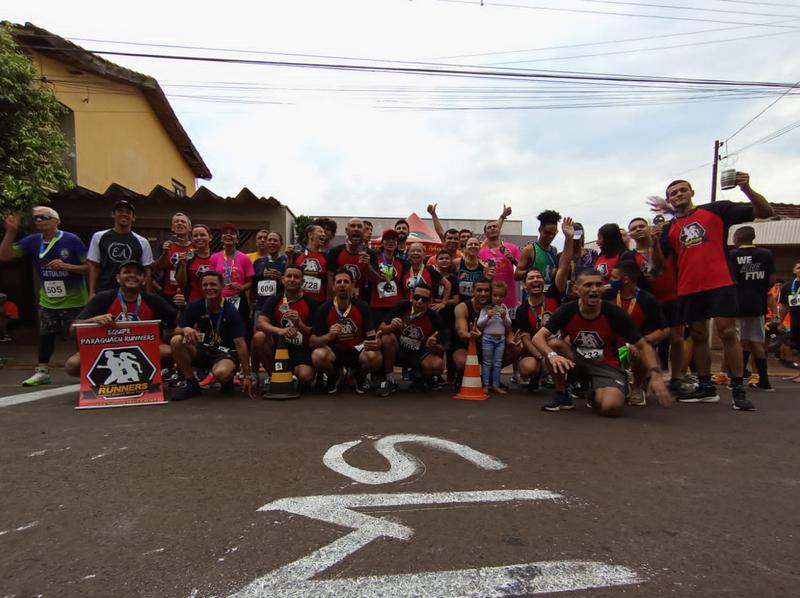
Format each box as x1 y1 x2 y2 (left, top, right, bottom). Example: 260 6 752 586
33 215 54 222
412 295 430 302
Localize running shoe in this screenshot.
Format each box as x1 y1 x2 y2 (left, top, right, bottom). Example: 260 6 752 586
732 387 756 411
748 381 774 392
0 335 11 343
326 369 341 394
676 383 720 403
628 386 646 406
22 368 51 387
172 377 201 401
376 379 392 398
198 373 218 389
542 393 574 412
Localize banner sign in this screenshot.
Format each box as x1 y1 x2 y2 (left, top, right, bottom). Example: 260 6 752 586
74 320 165 409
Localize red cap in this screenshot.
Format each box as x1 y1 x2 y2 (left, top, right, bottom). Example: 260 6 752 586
220 223 238 234
381 228 398 240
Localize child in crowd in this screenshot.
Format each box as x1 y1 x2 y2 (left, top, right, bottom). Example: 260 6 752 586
477 281 511 393
0 293 19 342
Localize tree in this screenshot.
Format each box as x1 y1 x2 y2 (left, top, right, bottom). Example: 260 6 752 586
0 25 72 215
293 214 313 244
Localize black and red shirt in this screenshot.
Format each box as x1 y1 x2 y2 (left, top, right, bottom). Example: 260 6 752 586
326 244 373 291
512 293 562 335
77 289 177 331
261 293 319 347
545 301 642 367
601 288 666 335
160 241 193 297
646 253 678 303
385 300 443 354
186 253 213 302
661 201 754 296
593 250 642 282
294 251 328 302
312 297 373 349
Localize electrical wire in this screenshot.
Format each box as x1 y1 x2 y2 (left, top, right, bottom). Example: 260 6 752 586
724 78 800 141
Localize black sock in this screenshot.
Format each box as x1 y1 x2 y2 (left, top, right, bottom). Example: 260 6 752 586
731 376 744 388
38 334 56 364
742 351 751 373
699 375 711 385
755 358 769 385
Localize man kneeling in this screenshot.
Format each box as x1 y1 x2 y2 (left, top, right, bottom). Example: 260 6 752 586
533 268 671 417
252 265 318 392
378 282 445 396
310 269 382 394
170 271 253 400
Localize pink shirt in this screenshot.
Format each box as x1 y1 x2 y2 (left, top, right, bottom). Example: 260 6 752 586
209 250 255 297
479 242 521 307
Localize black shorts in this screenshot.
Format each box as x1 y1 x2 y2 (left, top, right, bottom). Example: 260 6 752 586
571 354 629 395
677 286 740 324
371 307 392 327
288 346 313 367
454 335 482 355
660 299 682 328
332 346 362 369
39 306 82 336
395 349 430 371
193 344 239 369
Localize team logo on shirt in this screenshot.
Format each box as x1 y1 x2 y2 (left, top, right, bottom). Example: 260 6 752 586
679 223 706 247
195 264 209 279
338 317 357 340
108 243 133 263
400 324 424 352
87 346 156 399
60 248 70 259
344 263 361 282
596 263 608 276
301 258 322 273
574 330 604 360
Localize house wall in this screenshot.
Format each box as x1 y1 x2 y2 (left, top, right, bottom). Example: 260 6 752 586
30 52 197 195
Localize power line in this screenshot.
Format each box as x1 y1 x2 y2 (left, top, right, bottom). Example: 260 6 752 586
724 78 800 141
725 117 800 155
580 0 800 19
434 0 800 27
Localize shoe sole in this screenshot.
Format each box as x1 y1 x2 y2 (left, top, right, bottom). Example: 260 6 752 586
732 403 756 411
542 405 574 412
748 385 774 392
677 396 720 403
22 381 52 387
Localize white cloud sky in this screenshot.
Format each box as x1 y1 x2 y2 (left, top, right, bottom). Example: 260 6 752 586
5 0 800 240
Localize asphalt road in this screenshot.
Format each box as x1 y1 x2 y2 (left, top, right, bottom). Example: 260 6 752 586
2 379 799 598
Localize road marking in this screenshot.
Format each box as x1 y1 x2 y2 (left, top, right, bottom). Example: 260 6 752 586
232 490 642 597
0 384 79 408
323 434 507 485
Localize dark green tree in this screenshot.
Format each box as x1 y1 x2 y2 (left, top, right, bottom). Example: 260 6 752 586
293 214 313 244
0 25 72 215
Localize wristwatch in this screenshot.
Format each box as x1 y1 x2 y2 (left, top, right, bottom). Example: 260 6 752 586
546 351 558 360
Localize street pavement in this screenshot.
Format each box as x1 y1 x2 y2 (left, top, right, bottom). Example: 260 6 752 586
1 343 800 598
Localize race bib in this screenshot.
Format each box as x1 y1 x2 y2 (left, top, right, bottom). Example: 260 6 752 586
302 275 322 293
258 279 277 297
169 269 177 283
226 295 241 309
438 284 445 298
459 280 474 296
43 280 66 298
399 335 422 352
789 294 800 307
377 280 398 299
577 348 602 360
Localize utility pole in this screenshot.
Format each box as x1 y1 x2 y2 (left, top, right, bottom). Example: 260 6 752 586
710 139 721 202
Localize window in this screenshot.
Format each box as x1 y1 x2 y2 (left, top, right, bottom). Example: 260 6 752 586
171 179 186 197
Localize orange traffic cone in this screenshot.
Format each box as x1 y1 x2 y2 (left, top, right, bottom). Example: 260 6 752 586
264 337 300 400
454 338 488 401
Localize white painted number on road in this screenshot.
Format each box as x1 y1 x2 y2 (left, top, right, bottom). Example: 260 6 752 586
323 433 507 485
229 436 644 597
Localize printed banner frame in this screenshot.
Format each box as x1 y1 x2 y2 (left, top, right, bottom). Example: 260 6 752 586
74 320 166 409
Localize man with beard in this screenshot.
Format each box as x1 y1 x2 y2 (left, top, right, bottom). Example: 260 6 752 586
87 200 154 296
326 218 373 300
289 224 328 303
660 173 772 410
378 282 445 395
394 218 410 262
426 205 464 261
427 227 463 269
310 269 383 393
533 269 671 416
153 213 192 301
452 278 520 388
252 265 318 391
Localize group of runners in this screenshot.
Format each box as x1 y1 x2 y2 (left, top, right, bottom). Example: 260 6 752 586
2 169 798 416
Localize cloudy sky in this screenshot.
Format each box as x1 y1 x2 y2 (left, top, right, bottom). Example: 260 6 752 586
5 0 800 240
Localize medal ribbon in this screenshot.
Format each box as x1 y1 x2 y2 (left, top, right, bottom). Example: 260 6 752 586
39 231 63 259
117 291 141 321
615 289 639 316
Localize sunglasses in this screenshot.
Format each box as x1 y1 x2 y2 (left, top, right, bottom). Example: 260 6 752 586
33 215 54 222
412 295 430 302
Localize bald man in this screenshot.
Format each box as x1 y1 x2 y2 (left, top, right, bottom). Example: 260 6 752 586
326 218 375 300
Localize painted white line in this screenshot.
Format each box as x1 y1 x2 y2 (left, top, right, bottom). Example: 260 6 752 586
232 560 642 597
0 384 79 408
27 450 47 457
323 434 507 485
15 521 39 532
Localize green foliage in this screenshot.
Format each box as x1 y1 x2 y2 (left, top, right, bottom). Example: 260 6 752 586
0 25 73 215
293 214 314 244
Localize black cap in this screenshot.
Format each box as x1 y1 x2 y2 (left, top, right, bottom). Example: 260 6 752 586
113 200 136 214
117 260 145 273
